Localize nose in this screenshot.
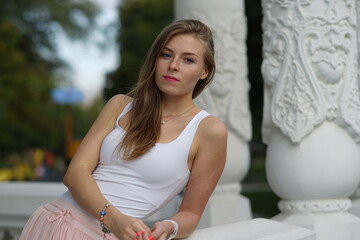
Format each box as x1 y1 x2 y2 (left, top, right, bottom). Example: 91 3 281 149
169 58 179 71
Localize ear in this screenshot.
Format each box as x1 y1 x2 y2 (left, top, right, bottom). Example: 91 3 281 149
199 68 209 80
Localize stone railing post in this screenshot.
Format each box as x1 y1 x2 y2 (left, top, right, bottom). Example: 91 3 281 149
175 0 252 227
261 0 360 239
349 0 360 217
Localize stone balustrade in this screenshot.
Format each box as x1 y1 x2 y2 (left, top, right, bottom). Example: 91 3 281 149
0 182 316 240
0 182 67 239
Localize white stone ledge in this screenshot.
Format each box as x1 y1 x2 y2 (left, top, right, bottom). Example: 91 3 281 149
185 218 316 240
0 182 67 229
0 182 316 240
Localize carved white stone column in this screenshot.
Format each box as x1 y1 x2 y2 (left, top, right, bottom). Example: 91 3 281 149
349 0 360 217
262 0 360 239
175 0 252 227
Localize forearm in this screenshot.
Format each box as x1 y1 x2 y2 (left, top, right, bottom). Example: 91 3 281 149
63 167 118 219
167 211 201 239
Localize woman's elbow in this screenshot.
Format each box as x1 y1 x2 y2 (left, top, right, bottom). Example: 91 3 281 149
63 170 71 188
62 166 78 188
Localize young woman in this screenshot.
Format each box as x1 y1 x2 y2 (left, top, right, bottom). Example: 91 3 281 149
20 19 227 240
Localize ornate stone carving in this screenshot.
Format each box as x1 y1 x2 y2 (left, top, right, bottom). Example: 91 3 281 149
348 0 360 217
278 199 352 214
262 0 360 143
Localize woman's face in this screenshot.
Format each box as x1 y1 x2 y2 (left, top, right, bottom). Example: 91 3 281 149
155 34 208 98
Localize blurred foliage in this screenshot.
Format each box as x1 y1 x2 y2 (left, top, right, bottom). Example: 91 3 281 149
245 0 264 144
0 0 100 157
0 148 64 181
2 229 13 240
0 98 104 181
243 190 280 218
104 0 174 99
0 0 99 58
72 97 105 139
0 21 61 153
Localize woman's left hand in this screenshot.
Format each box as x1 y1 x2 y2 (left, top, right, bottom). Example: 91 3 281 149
149 220 174 240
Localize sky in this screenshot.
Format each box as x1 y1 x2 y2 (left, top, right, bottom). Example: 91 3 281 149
56 0 121 104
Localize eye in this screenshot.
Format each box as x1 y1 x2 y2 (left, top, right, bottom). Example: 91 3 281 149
160 52 171 58
184 58 194 63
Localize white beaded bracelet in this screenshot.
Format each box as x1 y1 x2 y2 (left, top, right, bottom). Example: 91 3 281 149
164 219 178 240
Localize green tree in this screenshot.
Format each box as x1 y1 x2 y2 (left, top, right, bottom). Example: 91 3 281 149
104 0 174 99
72 97 105 139
0 0 99 59
0 0 100 156
0 21 59 152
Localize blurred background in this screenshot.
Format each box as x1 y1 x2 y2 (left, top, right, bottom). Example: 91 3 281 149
0 0 278 217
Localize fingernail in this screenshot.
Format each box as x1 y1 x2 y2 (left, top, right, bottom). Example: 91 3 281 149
148 236 154 240
142 231 145 235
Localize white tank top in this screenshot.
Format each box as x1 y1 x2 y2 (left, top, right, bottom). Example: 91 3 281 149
61 102 210 219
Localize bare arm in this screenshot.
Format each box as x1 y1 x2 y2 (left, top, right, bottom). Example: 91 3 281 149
63 94 151 239
151 116 228 239
63 95 124 217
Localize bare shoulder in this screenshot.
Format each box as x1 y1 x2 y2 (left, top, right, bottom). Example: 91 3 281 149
106 94 132 110
93 94 133 126
197 114 228 140
101 94 132 116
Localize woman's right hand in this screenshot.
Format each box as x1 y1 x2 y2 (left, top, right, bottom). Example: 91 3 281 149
105 207 153 240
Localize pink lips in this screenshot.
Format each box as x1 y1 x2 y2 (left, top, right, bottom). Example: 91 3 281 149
163 75 179 82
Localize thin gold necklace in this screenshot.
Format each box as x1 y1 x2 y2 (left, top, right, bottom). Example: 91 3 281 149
161 105 195 125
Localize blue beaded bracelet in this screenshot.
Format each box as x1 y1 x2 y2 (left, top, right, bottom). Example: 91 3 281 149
99 203 112 235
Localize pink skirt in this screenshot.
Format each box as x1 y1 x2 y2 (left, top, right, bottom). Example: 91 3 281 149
19 198 119 240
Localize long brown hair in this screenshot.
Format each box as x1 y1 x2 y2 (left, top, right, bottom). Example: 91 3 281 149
120 19 215 160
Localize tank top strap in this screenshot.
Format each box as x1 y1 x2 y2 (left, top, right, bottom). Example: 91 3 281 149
114 101 133 127
177 110 211 143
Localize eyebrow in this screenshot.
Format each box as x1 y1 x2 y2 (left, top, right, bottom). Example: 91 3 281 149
163 47 199 58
